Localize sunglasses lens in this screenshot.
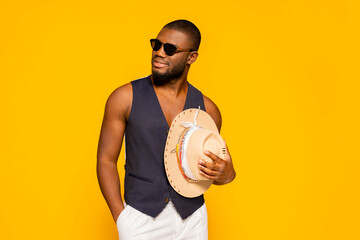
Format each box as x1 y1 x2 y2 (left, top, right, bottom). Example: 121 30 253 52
150 39 162 51
163 43 177 56
150 39 178 56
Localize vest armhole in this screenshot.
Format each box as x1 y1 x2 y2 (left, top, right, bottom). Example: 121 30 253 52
188 83 206 112
202 94 207 112
126 81 135 123
126 76 151 124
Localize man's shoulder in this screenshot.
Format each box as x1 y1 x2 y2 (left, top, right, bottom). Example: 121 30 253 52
105 76 151 119
109 82 132 102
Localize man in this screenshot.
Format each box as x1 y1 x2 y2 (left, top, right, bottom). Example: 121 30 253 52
97 20 236 239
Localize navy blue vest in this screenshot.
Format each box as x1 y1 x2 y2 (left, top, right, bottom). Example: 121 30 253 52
124 76 206 219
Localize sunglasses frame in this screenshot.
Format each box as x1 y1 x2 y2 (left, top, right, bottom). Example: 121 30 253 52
150 39 196 56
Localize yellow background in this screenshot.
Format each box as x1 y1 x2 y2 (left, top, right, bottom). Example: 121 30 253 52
1 0 359 239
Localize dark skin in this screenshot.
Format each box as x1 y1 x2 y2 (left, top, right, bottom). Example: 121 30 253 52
97 28 236 222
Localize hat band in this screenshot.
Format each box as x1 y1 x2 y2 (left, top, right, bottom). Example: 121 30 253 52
176 126 201 182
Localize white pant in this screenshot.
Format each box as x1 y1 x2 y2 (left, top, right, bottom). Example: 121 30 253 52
116 201 208 240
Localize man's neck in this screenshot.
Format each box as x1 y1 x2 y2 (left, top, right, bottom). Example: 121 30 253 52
151 75 188 97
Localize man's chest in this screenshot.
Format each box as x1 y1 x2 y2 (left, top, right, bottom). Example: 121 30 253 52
156 94 187 128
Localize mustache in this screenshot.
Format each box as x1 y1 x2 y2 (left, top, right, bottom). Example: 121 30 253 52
152 57 169 65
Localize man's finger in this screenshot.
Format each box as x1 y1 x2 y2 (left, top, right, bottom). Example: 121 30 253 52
199 160 217 171
199 166 217 179
199 170 217 180
198 163 218 176
204 150 223 164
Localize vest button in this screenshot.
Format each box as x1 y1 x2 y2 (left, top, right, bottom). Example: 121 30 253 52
164 198 169 203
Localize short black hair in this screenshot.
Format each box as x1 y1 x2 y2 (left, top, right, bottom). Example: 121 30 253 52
163 20 201 51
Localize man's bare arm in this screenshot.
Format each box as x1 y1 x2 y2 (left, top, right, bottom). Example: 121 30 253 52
203 95 222 132
201 95 236 185
97 83 132 222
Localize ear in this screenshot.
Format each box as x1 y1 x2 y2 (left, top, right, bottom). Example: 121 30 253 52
187 51 199 65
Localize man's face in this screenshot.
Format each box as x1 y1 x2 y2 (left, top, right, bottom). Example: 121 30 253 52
151 28 194 85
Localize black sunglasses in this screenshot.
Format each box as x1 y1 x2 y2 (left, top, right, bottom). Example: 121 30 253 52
150 39 196 56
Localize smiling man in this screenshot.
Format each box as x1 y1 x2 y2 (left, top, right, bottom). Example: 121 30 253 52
97 20 236 240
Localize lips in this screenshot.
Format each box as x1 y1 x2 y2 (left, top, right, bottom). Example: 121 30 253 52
153 58 168 68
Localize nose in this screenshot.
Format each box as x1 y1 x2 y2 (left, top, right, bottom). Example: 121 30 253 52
154 44 166 58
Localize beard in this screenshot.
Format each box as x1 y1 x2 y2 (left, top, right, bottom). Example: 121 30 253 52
152 61 186 86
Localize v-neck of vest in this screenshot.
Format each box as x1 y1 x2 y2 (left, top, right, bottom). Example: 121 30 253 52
148 77 191 130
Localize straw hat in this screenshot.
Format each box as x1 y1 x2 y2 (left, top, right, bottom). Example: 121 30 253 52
164 108 226 198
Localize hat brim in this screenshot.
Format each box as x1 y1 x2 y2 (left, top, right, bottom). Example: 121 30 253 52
164 108 222 198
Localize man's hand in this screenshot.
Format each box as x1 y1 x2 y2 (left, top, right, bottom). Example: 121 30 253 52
198 141 236 185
